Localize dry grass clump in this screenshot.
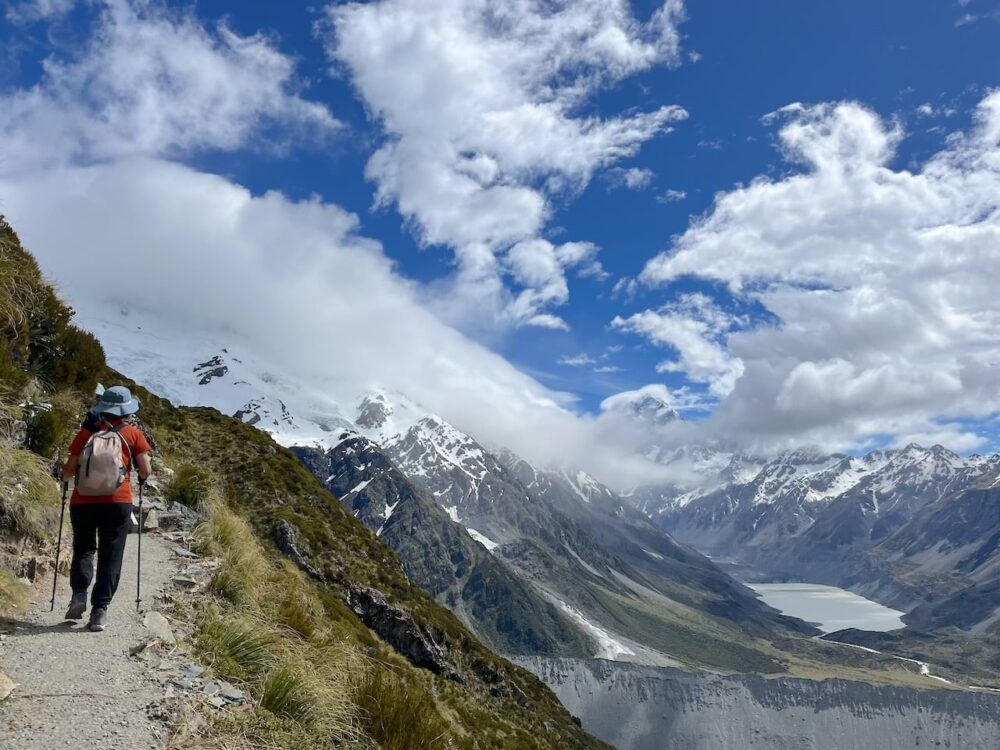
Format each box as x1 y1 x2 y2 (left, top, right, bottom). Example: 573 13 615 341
0 440 60 543
0 568 29 615
355 666 450 750
191 501 365 748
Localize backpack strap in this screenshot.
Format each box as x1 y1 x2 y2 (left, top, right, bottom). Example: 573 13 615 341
112 423 134 470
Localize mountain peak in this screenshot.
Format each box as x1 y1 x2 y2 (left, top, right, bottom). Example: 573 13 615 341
356 391 393 430
601 385 682 427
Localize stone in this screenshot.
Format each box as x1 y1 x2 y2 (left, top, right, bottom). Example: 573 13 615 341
345 585 457 680
201 681 220 695
171 576 200 589
171 547 199 559
220 687 245 702
208 696 226 709
273 520 324 581
143 611 175 645
0 671 16 701
160 502 201 531
141 508 159 531
179 664 205 678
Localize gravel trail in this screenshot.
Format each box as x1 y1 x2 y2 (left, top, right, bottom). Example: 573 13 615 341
1 531 177 749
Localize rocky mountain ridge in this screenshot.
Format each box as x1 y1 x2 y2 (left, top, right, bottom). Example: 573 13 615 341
644 440 1000 630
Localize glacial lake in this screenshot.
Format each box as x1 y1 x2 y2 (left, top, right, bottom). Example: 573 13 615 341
749 583 906 633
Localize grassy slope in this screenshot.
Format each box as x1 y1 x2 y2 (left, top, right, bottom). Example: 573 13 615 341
0 217 608 749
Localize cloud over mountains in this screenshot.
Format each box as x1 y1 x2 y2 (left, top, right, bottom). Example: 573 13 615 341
1 0 998 486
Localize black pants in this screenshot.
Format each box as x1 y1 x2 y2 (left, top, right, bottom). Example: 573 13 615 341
69 503 132 609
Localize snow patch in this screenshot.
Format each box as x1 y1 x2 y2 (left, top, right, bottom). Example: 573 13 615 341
552 598 634 660
466 528 499 551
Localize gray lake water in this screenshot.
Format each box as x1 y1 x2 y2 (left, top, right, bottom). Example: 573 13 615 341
749 583 906 633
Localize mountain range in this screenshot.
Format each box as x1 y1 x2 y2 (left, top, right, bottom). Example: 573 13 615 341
72 303 1000 749
643 439 1000 633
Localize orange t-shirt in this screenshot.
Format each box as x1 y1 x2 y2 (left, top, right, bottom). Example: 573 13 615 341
69 420 152 505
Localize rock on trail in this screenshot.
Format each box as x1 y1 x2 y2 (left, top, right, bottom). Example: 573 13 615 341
0 533 177 749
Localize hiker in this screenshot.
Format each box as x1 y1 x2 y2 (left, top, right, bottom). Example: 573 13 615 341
60 386 153 631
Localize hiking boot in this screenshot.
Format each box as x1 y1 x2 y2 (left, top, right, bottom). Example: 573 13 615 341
88 607 109 632
65 592 87 620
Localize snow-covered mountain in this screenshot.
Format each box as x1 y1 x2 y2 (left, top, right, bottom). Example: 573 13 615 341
88 308 997 640
87 310 806 668
644 442 1000 625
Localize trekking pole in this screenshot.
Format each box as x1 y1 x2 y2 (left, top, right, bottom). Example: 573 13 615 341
50 481 69 612
136 478 144 612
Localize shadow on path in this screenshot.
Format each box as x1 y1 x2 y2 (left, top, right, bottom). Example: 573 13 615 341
0 617 93 636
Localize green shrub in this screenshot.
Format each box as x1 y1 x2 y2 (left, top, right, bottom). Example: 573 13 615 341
25 409 66 457
49 326 105 394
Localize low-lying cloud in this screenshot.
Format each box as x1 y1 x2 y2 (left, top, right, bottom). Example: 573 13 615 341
0 0 675 490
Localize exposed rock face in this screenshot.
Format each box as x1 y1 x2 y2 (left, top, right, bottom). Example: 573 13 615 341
345 585 457 680
273 519 325 582
517 657 1000 750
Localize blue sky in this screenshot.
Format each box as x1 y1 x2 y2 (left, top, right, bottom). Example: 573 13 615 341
2 0 1000 461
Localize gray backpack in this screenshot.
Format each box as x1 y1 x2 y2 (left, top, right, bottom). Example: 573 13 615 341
76 425 132 496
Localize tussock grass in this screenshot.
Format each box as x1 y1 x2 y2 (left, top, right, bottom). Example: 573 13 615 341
164 465 213 509
198 615 280 681
191 501 365 748
355 666 450 750
0 224 43 333
0 440 60 543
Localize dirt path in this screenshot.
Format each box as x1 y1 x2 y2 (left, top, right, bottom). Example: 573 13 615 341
0 532 177 749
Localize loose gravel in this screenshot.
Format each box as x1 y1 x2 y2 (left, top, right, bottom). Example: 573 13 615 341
1 532 177 749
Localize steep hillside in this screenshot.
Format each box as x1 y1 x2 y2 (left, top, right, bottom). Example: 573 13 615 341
0 217 608 750
293 434 593 657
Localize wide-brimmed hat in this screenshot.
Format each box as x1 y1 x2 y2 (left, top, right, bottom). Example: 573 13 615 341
91 385 140 417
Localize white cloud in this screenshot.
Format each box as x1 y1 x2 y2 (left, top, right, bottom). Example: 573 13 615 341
611 276 640 300
0 0 683 491
593 365 623 373
502 239 605 327
916 102 936 117
0 0 339 174
2 159 682 487
5 0 75 23
639 92 1000 452
323 0 687 328
612 292 745 396
559 354 597 367
656 188 687 203
606 166 655 190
